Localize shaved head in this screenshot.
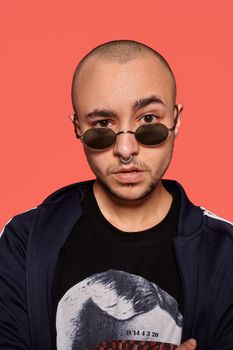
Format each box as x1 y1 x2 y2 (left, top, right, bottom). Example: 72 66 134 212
71 40 177 111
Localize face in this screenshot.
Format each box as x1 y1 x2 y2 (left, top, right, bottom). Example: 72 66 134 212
73 56 181 201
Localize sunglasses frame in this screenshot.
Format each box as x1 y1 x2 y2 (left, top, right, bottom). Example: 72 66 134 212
72 105 180 149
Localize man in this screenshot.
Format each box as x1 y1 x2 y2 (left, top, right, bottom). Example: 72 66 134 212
0 40 232 350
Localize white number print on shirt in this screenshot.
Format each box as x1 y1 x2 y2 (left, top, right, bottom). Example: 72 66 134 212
56 270 183 350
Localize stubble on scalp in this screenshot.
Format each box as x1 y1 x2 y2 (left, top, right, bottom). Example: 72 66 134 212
71 40 177 112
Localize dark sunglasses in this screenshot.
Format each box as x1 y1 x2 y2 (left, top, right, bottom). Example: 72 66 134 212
72 105 179 150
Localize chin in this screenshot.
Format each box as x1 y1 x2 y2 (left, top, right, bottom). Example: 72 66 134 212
97 178 159 202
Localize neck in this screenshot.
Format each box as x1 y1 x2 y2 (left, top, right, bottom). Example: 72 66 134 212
93 180 172 232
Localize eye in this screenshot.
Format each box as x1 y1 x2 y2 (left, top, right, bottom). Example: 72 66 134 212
141 114 157 124
95 119 111 127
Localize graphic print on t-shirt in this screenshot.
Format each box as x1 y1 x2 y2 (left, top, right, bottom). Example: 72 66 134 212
56 270 182 350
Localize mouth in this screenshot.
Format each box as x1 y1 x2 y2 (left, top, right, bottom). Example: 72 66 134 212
113 167 143 174
111 167 145 183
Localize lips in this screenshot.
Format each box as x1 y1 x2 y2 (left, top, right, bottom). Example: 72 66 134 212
113 167 143 174
112 167 144 183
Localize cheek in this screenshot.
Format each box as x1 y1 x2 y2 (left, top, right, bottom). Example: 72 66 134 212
142 140 174 164
84 148 112 173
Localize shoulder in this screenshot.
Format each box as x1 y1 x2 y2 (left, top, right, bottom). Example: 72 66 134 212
163 179 233 242
200 206 233 240
0 207 38 243
0 180 93 243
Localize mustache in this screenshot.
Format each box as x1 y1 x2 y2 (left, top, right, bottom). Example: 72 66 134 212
106 160 152 175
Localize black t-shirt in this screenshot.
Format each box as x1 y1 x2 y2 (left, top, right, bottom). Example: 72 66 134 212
52 182 183 349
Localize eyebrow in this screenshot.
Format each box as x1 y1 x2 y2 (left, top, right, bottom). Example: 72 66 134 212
85 109 117 119
85 95 165 119
132 95 165 111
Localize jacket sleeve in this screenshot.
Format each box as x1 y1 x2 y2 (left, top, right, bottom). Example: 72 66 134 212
207 220 233 350
210 306 233 350
0 212 36 349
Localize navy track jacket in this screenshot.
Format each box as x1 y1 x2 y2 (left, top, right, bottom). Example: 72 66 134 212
0 180 233 350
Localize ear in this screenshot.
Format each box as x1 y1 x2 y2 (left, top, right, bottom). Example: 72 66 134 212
69 114 82 138
174 104 183 137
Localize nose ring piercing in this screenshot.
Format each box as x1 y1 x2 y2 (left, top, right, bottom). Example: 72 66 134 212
119 155 133 164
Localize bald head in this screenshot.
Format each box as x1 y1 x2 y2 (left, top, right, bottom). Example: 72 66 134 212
71 40 176 111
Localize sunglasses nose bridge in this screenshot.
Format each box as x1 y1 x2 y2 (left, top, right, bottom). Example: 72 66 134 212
113 130 139 158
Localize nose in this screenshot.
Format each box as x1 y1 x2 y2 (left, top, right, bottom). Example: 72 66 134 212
113 131 139 159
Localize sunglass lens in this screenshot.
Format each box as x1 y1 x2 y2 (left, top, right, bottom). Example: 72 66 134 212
135 124 169 145
83 128 116 149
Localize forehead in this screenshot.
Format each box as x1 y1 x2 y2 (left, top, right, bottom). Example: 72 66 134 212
73 56 175 113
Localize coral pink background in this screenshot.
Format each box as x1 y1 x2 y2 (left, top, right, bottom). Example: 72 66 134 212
1 0 232 229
